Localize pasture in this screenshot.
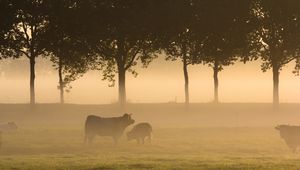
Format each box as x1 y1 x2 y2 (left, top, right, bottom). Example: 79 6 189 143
0 103 300 170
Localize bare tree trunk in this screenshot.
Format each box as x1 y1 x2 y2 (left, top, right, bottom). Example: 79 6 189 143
116 38 127 110
118 66 126 109
213 60 219 103
182 49 189 108
272 65 280 108
58 57 64 104
29 56 35 106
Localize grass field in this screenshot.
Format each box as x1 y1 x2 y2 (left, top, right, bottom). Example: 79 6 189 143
1 103 300 170
1 127 300 170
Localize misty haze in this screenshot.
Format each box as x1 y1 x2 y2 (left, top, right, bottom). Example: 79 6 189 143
0 0 300 170
1 57 299 104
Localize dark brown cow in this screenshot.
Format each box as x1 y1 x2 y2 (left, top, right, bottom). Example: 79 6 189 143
275 125 300 153
127 122 152 144
85 113 135 145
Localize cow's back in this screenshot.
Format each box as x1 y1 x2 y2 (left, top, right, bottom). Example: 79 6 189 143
85 115 123 136
131 123 152 136
280 126 300 138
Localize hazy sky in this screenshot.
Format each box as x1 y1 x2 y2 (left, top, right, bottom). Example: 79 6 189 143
0 56 299 104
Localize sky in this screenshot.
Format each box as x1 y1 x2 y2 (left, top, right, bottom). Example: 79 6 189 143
0 56 299 104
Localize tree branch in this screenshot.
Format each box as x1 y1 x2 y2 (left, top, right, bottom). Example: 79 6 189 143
21 20 31 46
19 49 30 58
125 47 140 70
280 57 296 67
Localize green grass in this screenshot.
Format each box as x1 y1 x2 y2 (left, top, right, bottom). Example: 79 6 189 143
1 127 300 170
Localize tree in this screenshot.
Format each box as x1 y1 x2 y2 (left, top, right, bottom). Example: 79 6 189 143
164 29 200 107
0 0 17 57
81 0 159 109
199 0 251 103
165 28 196 108
247 0 300 107
292 6 300 80
43 0 91 104
3 0 49 105
157 0 203 108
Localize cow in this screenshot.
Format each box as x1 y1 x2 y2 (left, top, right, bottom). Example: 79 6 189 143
275 125 300 153
84 113 135 145
0 122 18 132
127 122 152 144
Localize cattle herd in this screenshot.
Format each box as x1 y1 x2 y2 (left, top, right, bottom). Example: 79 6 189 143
84 113 152 145
0 114 300 153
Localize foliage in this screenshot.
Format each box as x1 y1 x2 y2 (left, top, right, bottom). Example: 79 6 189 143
43 0 92 92
246 0 300 71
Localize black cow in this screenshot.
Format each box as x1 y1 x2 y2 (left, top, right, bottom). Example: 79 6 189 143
275 125 300 153
84 113 135 145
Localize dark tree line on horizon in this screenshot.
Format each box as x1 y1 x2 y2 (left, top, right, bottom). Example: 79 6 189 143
0 0 300 109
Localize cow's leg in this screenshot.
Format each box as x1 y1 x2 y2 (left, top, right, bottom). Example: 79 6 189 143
86 134 95 145
148 134 151 144
136 138 140 144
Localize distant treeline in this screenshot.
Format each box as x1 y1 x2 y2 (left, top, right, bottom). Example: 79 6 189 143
0 0 299 108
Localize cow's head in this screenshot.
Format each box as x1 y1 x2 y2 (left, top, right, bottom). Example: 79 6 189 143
122 113 135 126
275 125 281 131
275 124 292 139
275 125 288 131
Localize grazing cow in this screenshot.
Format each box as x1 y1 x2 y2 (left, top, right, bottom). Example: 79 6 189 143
275 125 300 153
85 113 135 145
127 122 152 144
0 122 18 132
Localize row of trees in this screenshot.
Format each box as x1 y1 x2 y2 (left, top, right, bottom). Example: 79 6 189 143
0 0 300 109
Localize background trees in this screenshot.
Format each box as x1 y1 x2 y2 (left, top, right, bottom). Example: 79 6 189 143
0 0 299 106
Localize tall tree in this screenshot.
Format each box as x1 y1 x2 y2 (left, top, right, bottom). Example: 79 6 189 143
160 0 202 108
3 0 49 105
199 0 251 103
81 0 159 109
247 0 300 107
43 0 91 104
164 29 200 107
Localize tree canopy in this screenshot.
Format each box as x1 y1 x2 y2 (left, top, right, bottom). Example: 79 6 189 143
0 0 299 107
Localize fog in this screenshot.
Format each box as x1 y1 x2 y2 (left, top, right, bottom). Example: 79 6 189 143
1 57 300 170
0 56 299 104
